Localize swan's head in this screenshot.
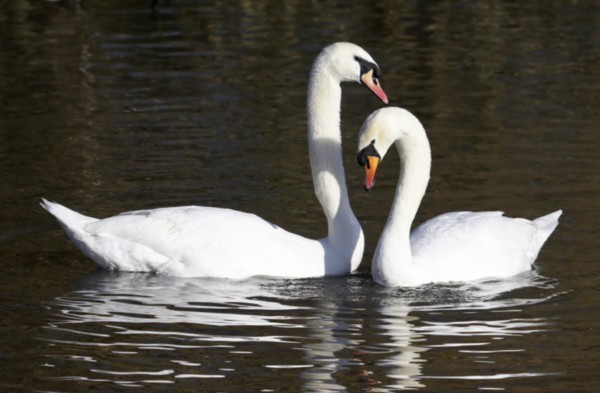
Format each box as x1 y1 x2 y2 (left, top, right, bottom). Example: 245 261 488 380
317 42 389 104
357 107 416 191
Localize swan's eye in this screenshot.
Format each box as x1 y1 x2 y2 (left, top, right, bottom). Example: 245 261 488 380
357 153 367 167
357 143 381 167
371 139 376 144
354 56 381 79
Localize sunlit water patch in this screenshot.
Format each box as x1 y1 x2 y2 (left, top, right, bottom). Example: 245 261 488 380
34 270 563 392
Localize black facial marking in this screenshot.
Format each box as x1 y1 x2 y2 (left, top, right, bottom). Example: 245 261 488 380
357 141 380 167
354 56 382 79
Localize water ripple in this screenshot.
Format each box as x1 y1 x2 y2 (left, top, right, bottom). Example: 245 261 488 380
32 270 563 391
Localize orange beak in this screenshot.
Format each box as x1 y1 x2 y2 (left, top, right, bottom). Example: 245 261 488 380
364 156 380 191
361 69 389 104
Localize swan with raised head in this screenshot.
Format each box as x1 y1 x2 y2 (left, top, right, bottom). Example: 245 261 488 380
42 42 389 279
356 107 561 287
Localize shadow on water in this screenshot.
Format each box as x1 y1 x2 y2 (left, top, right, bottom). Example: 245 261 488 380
34 270 563 392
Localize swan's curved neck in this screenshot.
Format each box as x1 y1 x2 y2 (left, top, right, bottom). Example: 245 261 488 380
307 57 363 271
372 118 431 287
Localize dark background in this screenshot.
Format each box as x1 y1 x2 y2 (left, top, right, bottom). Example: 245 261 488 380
1 1 598 391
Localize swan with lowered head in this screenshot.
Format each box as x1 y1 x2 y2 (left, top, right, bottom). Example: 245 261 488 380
357 107 561 287
42 42 389 279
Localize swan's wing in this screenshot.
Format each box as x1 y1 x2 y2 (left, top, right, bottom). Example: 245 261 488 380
83 206 326 278
87 206 267 249
410 211 537 281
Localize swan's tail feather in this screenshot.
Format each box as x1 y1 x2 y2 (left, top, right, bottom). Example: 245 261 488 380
41 199 98 236
41 199 174 272
528 209 562 263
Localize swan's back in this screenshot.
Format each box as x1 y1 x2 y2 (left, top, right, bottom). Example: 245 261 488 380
410 210 562 283
42 201 331 278
87 206 325 277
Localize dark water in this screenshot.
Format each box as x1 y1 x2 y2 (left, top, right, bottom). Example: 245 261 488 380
1 0 599 391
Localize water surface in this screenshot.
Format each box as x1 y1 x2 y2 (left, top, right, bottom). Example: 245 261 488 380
1 1 599 391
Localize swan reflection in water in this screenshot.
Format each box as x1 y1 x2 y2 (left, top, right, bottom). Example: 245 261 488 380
39 270 558 391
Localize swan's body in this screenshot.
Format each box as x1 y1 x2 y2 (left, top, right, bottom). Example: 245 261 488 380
41 203 348 278
43 42 389 279
357 107 561 287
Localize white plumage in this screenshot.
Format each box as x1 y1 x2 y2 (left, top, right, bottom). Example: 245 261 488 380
41 202 333 278
357 107 561 287
43 42 389 279
409 210 561 284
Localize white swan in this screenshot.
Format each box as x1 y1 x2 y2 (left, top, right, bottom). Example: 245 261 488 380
356 107 562 287
42 42 389 279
